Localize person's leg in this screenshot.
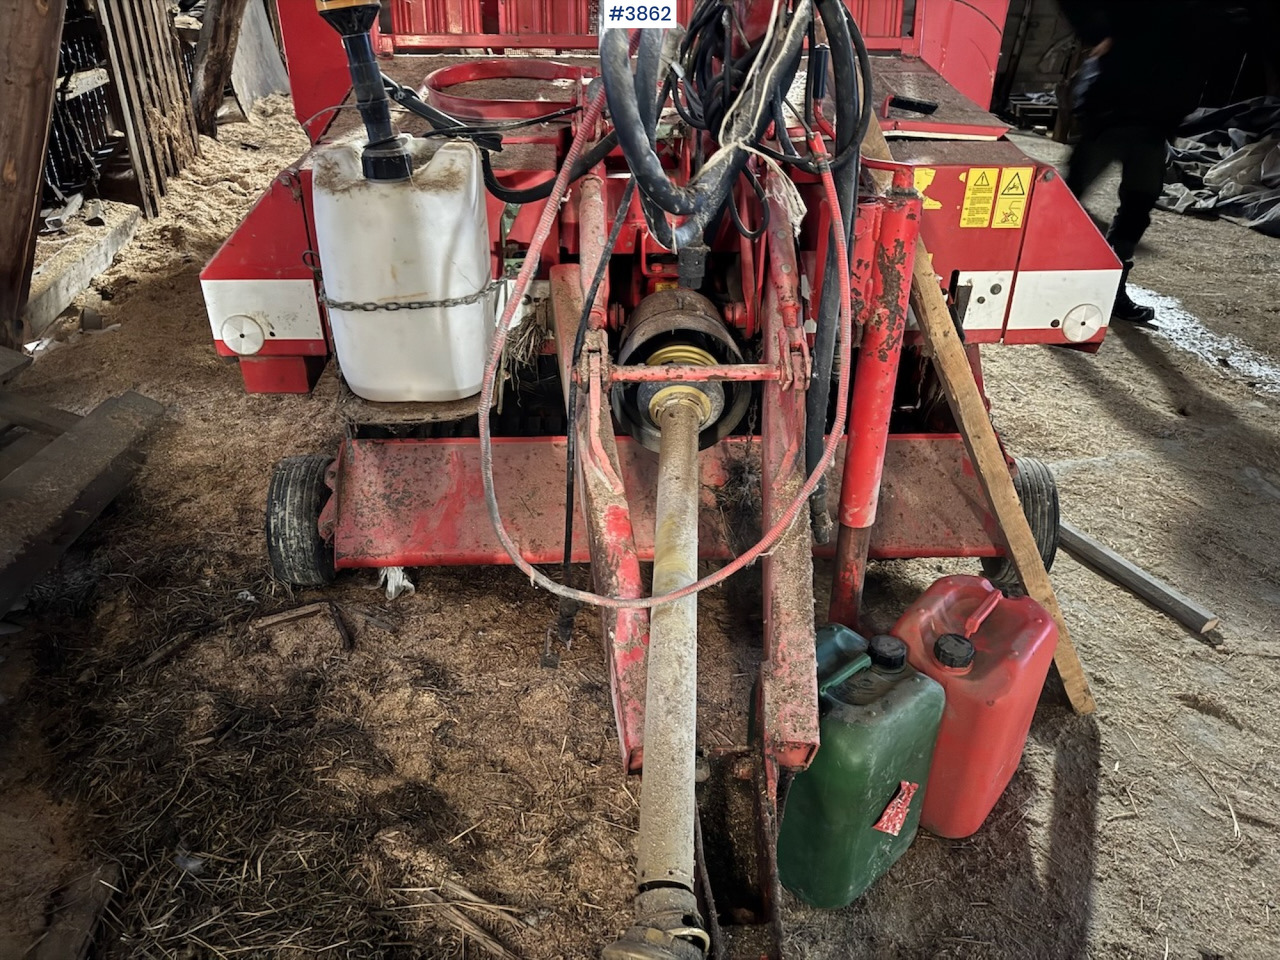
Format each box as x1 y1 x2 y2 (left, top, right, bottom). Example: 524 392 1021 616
1107 127 1168 324
1065 122 1115 201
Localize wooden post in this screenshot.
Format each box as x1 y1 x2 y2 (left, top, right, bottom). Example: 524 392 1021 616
0 0 68 349
190 0 252 136
862 116 1097 714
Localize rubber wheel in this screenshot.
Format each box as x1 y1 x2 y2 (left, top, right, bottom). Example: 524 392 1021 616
981 456 1059 595
266 455 336 586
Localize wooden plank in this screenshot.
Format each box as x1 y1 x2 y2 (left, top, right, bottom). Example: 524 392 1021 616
33 864 120 960
127 0 175 175
0 391 163 614
96 0 161 216
908 245 1096 712
148 0 200 152
1059 521 1221 635
0 393 82 435
135 0 195 172
24 204 141 338
113 0 173 182
231 0 289 113
191 0 252 136
57 67 111 100
0 0 68 349
0 430 53 482
861 116 1096 714
0 347 31 386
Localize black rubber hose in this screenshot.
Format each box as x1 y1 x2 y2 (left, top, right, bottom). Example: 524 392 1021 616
634 28 664 148
804 0 864 540
599 5 810 227
480 131 619 204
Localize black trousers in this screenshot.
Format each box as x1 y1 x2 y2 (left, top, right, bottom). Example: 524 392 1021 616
1065 122 1168 262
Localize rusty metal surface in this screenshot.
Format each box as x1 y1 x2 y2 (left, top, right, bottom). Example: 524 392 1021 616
829 191 922 627
635 398 702 896
330 434 1002 564
756 189 819 774
550 264 650 773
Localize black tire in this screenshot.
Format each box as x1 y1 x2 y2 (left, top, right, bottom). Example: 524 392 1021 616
981 456 1059 595
266 455 335 586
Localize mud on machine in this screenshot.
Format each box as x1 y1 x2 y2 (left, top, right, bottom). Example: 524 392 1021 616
200 1 1121 955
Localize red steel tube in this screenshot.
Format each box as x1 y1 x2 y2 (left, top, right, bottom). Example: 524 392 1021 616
829 191 922 628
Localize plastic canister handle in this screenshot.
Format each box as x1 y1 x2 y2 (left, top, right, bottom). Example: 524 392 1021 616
964 588 1003 638
818 652 873 695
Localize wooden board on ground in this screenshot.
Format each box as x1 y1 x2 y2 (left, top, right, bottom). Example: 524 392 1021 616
231 0 289 113
860 116 1096 714
33 864 120 960
0 390 163 614
0 347 31 386
1059 520 1221 635
24 203 141 338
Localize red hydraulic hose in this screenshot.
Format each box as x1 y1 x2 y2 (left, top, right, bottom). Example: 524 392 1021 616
479 115 854 610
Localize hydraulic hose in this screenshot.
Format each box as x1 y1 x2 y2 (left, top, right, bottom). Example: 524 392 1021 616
481 132 619 204
805 0 866 539
598 2 811 246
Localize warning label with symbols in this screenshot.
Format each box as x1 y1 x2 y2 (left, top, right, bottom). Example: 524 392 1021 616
992 166 1034 229
960 168 998 228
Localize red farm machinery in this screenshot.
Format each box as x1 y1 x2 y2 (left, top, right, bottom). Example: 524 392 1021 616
201 1 1117 955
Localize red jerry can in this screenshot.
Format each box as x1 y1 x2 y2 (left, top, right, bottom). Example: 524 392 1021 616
891 575 1058 839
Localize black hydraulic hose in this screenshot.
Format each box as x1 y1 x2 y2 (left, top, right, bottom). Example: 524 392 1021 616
805 0 866 539
634 28 664 147
480 132 619 204
553 178 639 646
832 2 874 170
598 5 811 231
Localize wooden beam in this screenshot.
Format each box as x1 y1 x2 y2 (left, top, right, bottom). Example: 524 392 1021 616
0 0 68 349
33 864 120 960
24 203 140 338
97 0 162 216
191 0 252 137
0 347 31 386
0 390 163 614
0 391 82 435
860 116 1096 714
1059 521 1221 635
231 0 289 114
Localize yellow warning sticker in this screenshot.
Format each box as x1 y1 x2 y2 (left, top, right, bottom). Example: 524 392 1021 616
960 168 999 228
992 166 1034 229
913 167 943 210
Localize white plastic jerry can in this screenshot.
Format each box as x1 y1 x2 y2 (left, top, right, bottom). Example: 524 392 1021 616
311 137 494 402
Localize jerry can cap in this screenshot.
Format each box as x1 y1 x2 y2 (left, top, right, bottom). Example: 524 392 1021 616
869 634 908 671
934 632 976 669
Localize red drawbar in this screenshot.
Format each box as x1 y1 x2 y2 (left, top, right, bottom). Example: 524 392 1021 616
892 575 1059 839
329 434 1007 568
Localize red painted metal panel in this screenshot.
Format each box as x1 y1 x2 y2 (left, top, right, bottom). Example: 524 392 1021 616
916 0 1011 109
330 434 1002 568
1015 170 1120 274
277 1 355 141
757 182 819 771
391 0 485 35
201 173 315 282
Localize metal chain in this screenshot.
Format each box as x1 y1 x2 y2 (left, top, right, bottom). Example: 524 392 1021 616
318 280 501 313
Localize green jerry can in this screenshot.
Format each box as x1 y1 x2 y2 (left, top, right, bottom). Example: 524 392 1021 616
777 626 945 908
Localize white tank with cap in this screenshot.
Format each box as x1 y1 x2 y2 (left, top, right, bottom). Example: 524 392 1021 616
311 136 494 402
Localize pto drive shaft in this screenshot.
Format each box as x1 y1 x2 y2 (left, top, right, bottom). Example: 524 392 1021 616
605 392 710 960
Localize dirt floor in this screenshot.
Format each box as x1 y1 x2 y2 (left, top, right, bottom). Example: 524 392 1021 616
2 98 1278 960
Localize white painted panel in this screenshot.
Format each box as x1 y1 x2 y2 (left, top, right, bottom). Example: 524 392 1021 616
1006 268 1122 337
202 278 324 348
